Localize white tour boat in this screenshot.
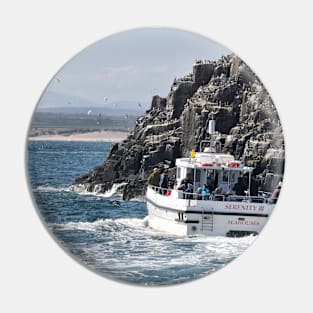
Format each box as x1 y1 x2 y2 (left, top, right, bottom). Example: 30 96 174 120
146 121 276 237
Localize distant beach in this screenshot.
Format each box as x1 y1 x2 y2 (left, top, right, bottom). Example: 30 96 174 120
28 130 129 142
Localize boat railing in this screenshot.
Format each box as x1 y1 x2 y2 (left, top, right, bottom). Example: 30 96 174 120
148 185 275 203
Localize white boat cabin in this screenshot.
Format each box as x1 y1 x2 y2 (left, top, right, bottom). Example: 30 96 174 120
175 143 253 198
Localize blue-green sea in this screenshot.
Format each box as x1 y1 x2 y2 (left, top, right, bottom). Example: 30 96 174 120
27 140 255 286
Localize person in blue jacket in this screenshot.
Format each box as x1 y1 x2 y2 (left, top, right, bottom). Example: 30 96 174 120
201 183 210 200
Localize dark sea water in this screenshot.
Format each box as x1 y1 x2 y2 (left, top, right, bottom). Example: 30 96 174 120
27 140 255 286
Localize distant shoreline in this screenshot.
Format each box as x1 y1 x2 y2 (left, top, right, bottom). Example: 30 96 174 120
28 130 129 142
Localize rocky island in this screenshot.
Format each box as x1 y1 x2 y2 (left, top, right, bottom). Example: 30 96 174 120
74 54 285 200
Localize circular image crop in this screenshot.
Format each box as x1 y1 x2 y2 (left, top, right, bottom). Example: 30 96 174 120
27 27 285 286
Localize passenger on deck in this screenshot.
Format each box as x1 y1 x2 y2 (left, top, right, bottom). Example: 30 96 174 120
177 173 193 199
213 186 223 201
201 184 210 200
177 173 193 190
185 183 194 199
207 174 215 191
249 177 260 196
233 177 246 196
148 167 160 190
166 180 174 196
269 182 281 203
159 169 169 195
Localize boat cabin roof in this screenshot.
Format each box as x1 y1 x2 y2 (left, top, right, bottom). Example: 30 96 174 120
176 152 253 172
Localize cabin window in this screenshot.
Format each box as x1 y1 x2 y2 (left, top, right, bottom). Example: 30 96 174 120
230 172 236 182
207 170 217 190
177 167 181 179
191 169 201 182
222 171 229 182
196 170 201 182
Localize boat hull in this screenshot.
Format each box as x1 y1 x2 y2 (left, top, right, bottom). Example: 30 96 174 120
146 186 274 237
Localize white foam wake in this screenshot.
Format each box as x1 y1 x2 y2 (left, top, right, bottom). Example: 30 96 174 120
101 182 127 197
49 217 148 232
34 185 68 193
36 182 127 198
67 182 127 197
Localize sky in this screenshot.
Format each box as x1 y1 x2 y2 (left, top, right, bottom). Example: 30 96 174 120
37 27 231 112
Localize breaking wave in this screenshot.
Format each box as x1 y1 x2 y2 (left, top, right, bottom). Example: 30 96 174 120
34 182 127 198
101 182 127 197
50 216 149 232
34 185 68 193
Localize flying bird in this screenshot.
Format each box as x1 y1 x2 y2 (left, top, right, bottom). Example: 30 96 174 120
87 110 92 115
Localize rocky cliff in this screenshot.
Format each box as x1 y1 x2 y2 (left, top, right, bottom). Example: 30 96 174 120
74 54 285 199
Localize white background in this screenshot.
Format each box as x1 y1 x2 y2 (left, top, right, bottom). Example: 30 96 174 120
1 1 312 312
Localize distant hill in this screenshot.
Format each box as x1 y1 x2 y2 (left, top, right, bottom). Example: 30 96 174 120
31 112 138 130
37 90 149 115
